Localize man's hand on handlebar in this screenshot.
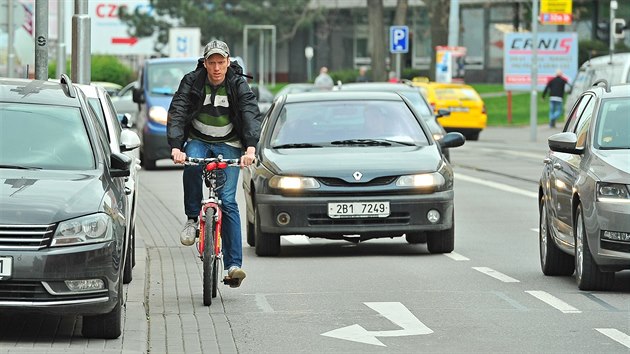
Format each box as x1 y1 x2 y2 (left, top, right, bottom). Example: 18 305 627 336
171 148 187 164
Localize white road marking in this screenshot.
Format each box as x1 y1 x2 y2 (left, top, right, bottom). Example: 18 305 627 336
255 294 274 313
282 235 310 244
479 147 545 160
321 302 433 347
473 267 520 283
455 173 538 199
525 290 581 313
444 252 470 261
595 328 630 349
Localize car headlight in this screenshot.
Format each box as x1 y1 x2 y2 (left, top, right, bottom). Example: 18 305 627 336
149 106 168 124
396 172 446 189
597 182 630 203
51 214 113 247
269 176 320 190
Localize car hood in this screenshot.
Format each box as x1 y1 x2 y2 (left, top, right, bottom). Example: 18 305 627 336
591 150 630 181
261 145 442 182
0 170 106 224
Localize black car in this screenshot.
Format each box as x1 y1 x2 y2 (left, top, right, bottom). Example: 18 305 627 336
242 91 465 256
335 82 452 160
0 76 132 338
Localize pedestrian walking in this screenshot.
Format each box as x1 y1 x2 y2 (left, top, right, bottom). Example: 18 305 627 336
314 66 334 90
542 69 570 128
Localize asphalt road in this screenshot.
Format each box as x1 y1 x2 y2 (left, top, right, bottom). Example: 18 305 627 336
1 126 628 353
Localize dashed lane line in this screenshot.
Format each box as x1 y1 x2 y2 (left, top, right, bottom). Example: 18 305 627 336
525 290 581 313
595 328 630 349
444 252 470 261
455 173 538 199
473 267 520 283
282 235 311 244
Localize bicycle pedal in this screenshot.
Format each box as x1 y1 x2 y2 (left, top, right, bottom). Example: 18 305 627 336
222 276 240 287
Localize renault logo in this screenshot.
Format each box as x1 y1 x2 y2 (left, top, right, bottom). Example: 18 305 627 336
353 171 363 181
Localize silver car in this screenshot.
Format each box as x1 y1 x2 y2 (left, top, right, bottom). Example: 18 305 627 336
539 81 630 291
76 84 142 284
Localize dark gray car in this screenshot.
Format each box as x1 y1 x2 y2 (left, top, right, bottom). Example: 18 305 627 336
539 81 630 291
0 76 132 338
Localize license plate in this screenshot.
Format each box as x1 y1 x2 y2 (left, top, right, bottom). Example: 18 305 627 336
328 202 390 218
0 256 12 279
449 106 469 112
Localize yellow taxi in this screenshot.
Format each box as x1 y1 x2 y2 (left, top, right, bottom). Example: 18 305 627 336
412 80 487 140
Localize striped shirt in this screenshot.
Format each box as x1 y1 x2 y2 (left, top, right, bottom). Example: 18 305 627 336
189 82 241 148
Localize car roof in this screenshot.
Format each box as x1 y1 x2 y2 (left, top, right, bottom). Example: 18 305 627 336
74 83 109 99
0 77 82 107
145 56 199 65
339 82 418 91
284 90 404 103
588 82 630 98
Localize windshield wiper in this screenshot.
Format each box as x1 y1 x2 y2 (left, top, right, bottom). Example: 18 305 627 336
272 143 323 149
0 164 42 170
331 139 391 146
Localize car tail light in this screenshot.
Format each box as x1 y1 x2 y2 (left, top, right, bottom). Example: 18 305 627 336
482 105 486 115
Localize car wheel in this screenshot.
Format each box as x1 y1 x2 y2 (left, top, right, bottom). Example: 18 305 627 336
82 275 123 339
254 208 280 256
405 232 427 244
426 227 454 254
123 231 133 284
539 196 574 276
574 204 614 291
247 220 256 247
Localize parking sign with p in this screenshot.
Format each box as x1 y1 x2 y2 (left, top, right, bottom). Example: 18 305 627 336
390 26 409 54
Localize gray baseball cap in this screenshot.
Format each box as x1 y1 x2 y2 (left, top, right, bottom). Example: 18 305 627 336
203 40 230 58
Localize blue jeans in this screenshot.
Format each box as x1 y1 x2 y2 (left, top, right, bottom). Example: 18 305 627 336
183 139 243 269
549 100 563 126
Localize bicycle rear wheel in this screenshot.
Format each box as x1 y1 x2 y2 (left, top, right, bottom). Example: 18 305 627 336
203 209 216 306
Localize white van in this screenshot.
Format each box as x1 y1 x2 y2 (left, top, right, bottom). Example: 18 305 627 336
565 52 630 112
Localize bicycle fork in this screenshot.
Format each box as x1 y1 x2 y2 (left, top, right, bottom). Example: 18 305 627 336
196 201 223 262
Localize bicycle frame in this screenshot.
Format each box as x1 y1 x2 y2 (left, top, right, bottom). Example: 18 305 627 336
197 199 222 260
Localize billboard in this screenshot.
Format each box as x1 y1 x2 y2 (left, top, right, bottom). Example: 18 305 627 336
503 32 578 91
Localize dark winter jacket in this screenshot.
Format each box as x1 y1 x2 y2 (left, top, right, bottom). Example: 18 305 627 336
167 58 262 151
542 76 570 99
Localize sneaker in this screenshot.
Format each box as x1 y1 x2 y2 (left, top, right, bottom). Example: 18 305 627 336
180 219 197 246
227 266 246 288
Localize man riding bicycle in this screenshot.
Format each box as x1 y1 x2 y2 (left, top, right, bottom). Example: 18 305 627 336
167 40 262 287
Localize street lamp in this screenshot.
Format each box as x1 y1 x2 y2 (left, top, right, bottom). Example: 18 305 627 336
305 46 313 82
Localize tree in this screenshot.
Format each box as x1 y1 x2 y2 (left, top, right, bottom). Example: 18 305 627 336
367 0 386 81
119 0 321 55
424 0 449 80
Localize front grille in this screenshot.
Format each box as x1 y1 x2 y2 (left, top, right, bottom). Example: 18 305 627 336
601 240 630 253
308 212 410 226
318 176 397 187
0 224 55 250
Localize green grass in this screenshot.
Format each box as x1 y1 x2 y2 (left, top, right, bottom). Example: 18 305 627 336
471 84 557 126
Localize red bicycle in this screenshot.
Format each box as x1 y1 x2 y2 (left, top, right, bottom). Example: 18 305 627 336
184 155 241 306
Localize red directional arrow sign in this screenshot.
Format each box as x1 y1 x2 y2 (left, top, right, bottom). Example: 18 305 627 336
111 37 138 45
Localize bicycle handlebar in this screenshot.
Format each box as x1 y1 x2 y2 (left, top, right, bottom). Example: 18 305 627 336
183 156 241 166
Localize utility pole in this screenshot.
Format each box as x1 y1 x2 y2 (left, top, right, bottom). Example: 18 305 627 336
448 0 459 47
57 0 66 78
34 0 48 80
609 0 617 63
530 0 539 142
72 0 90 84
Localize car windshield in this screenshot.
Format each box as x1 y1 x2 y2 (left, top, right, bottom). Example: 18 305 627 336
147 62 192 95
0 103 95 170
593 98 630 150
269 100 429 147
434 87 480 101
398 91 434 118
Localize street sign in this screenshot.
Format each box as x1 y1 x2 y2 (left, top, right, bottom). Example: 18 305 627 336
389 26 409 54
168 28 201 58
540 0 572 25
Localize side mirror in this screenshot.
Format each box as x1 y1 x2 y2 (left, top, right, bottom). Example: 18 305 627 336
132 87 145 104
110 152 132 177
548 132 583 154
120 129 141 152
439 132 466 149
117 113 133 128
436 109 451 118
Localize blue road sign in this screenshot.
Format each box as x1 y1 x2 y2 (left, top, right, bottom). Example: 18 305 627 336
390 26 409 54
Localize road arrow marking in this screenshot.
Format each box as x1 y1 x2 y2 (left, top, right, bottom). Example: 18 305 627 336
321 302 433 347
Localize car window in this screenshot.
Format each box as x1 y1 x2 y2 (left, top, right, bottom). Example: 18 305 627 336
574 98 595 148
87 97 111 141
398 91 433 118
594 98 630 150
104 94 123 138
147 62 193 95
564 94 592 133
0 103 95 170
269 100 429 146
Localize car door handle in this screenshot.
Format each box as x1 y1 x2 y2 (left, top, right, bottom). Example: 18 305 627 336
543 158 551 164
553 163 562 170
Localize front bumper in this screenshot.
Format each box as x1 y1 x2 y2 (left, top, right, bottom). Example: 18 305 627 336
0 241 121 315
588 200 630 271
256 190 454 238
142 123 171 162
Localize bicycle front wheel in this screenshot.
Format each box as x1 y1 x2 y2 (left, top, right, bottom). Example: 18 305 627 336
203 208 216 306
